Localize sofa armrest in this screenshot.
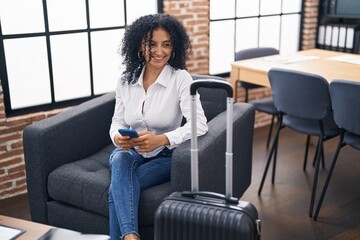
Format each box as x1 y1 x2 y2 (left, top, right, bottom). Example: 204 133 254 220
23 92 115 224
171 102 255 198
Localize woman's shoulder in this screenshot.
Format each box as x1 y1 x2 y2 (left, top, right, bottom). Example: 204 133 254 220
169 66 192 82
167 68 193 96
116 76 140 94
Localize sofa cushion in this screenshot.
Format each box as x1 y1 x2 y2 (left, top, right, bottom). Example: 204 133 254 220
48 144 113 217
48 144 173 226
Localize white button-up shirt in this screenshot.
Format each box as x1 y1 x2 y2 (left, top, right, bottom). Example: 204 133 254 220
109 64 208 158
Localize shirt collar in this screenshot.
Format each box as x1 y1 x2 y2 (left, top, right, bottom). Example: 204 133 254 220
135 64 173 88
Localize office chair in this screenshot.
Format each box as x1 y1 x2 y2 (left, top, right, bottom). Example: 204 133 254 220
258 68 340 217
235 47 279 148
313 80 360 220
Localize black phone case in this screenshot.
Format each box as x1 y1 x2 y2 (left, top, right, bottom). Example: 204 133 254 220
118 129 139 138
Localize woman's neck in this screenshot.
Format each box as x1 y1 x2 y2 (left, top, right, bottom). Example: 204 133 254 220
142 65 165 91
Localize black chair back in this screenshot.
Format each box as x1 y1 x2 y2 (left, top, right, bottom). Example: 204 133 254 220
313 79 360 220
235 47 279 61
330 80 360 136
269 68 331 120
235 47 279 101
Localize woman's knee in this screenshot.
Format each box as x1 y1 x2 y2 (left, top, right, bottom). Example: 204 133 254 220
110 149 134 165
109 148 143 170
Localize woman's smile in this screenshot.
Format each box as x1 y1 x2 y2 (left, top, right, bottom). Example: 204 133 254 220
143 27 173 69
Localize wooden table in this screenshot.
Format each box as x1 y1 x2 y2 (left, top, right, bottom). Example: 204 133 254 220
230 49 360 99
0 215 52 240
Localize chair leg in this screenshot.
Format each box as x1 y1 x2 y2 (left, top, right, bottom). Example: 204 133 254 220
321 146 325 169
309 123 325 217
303 135 311 171
313 132 345 220
258 115 282 195
312 139 326 169
309 136 323 217
271 135 278 184
266 115 275 149
312 138 320 167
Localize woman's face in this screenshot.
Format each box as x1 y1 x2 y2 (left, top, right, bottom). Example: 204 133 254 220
142 27 173 70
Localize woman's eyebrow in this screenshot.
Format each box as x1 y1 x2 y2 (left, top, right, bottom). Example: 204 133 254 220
151 39 171 41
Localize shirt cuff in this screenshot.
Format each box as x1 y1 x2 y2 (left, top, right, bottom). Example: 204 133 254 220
110 129 118 146
164 131 183 146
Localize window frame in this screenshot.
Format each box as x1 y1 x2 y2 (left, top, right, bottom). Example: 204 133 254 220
0 0 163 117
209 0 305 76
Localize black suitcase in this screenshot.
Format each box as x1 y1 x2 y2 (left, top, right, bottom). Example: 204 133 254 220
154 80 261 240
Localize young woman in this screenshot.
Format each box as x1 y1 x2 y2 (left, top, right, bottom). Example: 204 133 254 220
108 14 208 240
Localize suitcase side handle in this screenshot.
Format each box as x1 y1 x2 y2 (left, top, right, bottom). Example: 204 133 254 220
181 191 239 204
190 79 233 97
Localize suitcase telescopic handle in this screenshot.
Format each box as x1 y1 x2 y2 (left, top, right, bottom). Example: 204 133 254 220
190 79 234 200
190 79 233 97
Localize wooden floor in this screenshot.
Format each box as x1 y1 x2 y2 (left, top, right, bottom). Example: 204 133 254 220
1 126 359 240
243 126 360 240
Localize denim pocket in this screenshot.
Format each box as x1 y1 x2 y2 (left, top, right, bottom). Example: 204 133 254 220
160 147 174 158
145 147 174 162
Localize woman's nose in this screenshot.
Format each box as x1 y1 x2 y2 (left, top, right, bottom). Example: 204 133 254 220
153 44 166 54
154 44 163 53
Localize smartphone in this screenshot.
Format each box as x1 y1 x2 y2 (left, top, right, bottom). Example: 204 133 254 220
118 128 139 138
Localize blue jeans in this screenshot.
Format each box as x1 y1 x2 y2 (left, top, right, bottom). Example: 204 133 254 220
108 147 173 240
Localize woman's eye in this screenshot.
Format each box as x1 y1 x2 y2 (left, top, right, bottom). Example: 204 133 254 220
163 43 172 48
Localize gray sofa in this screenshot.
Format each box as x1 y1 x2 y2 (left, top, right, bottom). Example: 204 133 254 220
23 76 255 240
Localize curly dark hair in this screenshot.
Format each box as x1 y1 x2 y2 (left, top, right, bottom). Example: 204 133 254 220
120 14 192 84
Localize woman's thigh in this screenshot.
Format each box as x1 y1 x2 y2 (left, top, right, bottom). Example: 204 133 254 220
136 157 171 191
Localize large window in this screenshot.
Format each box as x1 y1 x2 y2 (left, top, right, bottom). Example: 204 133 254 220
209 0 303 75
0 0 160 116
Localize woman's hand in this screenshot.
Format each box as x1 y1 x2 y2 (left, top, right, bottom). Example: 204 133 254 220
114 133 136 150
132 131 169 153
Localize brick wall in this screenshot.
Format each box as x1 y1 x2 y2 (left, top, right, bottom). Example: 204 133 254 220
0 80 66 199
0 0 319 200
302 0 320 50
164 0 210 75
